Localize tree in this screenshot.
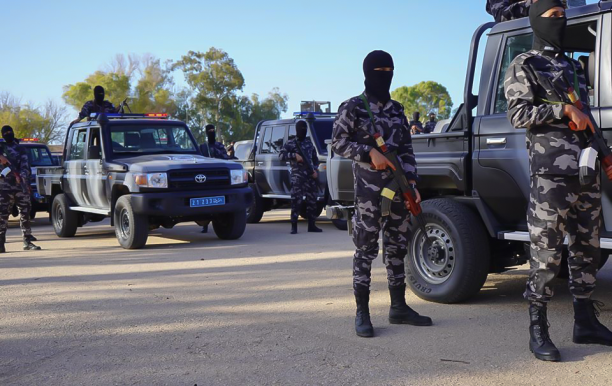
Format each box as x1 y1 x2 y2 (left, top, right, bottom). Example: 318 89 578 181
391 81 453 120
172 48 245 141
62 71 131 114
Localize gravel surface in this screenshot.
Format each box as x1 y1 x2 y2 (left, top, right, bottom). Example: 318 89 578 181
1 210 611 385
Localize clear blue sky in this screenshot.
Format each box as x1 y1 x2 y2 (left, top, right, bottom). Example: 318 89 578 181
0 0 597 118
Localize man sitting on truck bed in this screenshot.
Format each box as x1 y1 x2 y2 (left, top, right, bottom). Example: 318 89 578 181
70 86 117 125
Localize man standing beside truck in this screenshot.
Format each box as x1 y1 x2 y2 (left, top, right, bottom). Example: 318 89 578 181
279 120 322 234
423 112 437 134
332 50 432 338
0 125 41 252
505 0 612 362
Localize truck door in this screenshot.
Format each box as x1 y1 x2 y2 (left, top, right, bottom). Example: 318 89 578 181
254 125 287 196
63 128 89 207
84 127 110 211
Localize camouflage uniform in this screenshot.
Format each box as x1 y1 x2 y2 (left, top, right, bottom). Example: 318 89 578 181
208 141 231 160
487 0 533 22
409 120 424 135
78 100 116 120
423 120 437 134
332 92 418 291
505 50 598 303
279 137 320 223
0 141 33 239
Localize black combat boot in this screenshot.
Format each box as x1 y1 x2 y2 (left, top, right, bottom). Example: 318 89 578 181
529 303 561 362
388 284 432 326
573 299 612 346
355 288 374 337
308 218 322 233
290 221 298 235
23 236 41 251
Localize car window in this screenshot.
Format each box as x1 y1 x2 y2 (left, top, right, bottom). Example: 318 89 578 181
109 125 197 156
260 127 273 154
494 33 533 114
260 126 285 154
68 130 87 160
27 146 54 166
234 142 252 160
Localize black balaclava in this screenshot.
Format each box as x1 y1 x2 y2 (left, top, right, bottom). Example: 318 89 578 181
1 125 15 144
413 112 420 122
205 124 216 144
429 113 436 122
363 50 394 103
93 86 105 105
296 121 308 141
529 0 566 52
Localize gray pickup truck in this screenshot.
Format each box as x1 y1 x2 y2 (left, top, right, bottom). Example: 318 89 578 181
37 113 251 249
327 2 612 303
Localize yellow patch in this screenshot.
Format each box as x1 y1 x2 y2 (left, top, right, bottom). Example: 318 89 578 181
381 188 396 200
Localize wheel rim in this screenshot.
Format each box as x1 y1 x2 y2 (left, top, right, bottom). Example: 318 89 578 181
118 209 131 239
54 205 64 231
411 224 456 285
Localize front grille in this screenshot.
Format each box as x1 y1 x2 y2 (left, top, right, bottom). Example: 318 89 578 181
168 169 230 190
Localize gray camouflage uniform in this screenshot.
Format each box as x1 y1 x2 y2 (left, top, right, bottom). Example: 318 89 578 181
423 120 437 134
332 92 418 291
279 137 320 223
487 0 533 22
0 141 33 240
504 50 599 303
78 100 116 120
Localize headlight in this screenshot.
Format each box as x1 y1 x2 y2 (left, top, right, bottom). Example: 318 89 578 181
134 173 168 188
230 169 247 185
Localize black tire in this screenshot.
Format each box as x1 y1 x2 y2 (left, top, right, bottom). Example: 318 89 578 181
246 184 264 224
51 194 78 238
213 211 247 240
558 250 609 279
332 219 348 231
405 198 490 304
114 195 148 249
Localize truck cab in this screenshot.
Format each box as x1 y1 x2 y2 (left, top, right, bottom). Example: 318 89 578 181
37 113 251 249
327 2 612 303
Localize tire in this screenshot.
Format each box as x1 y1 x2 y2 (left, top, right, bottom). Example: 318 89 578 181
213 211 247 240
332 219 348 231
246 184 264 224
114 195 148 249
405 198 490 304
558 250 609 279
51 194 78 238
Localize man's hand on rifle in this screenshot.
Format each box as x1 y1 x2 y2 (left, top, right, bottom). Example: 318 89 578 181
405 181 421 211
369 149 396 171
312 171 318 179
564 104 593 132
295 153 304 163
0 155 10 166
605 165 612 181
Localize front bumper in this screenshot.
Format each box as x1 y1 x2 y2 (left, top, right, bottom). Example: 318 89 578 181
129 186 252 216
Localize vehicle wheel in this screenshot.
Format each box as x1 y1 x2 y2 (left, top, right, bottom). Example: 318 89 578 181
246 184 264 224
332 219 348 231
52 194 78 238
558 250 609 279
213 211 247 240
405 198 490 304
114 195 148 249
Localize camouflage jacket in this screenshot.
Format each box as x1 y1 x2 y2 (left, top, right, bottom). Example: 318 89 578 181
486 0 532 23
424 120 437 134
332 92 418 197
0 141 30 188
504 50 589 176
409 120 424 134
279 138 319 176
78 100 117 119
208 141 231 160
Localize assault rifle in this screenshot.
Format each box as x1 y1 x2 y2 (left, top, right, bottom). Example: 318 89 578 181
295 138 317 179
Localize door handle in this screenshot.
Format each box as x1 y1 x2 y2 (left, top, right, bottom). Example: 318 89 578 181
486 138 507 146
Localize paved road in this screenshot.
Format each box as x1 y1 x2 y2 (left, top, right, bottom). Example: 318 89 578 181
1 210 612 385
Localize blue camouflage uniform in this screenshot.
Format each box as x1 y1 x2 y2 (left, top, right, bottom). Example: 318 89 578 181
78 100 117 120
0 141 33 240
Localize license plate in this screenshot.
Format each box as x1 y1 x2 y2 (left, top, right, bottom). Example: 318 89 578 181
190 196 225 208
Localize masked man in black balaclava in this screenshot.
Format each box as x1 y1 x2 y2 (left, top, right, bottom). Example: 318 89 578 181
423 112 437 134
0 125 41 252
410 112 424 135
332 50 432 338
71 85 117 125
279 120 321 234
505 0 612 362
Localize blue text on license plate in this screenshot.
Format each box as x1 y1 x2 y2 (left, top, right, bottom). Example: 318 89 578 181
190 196 226 208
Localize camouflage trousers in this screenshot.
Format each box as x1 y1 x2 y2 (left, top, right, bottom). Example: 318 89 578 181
290 172 318 223
0 186 32 240
353 193 411 291
525 174 601 304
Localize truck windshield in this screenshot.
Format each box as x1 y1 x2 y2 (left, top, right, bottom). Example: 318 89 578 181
28 146 54 166
311 120 333 154
110 125 198 156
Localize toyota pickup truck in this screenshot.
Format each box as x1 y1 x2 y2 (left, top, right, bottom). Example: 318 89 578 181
327 2 612 303
36 113 251 249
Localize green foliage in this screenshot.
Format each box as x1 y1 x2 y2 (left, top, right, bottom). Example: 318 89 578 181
63 71 130 111
391 81 453 120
